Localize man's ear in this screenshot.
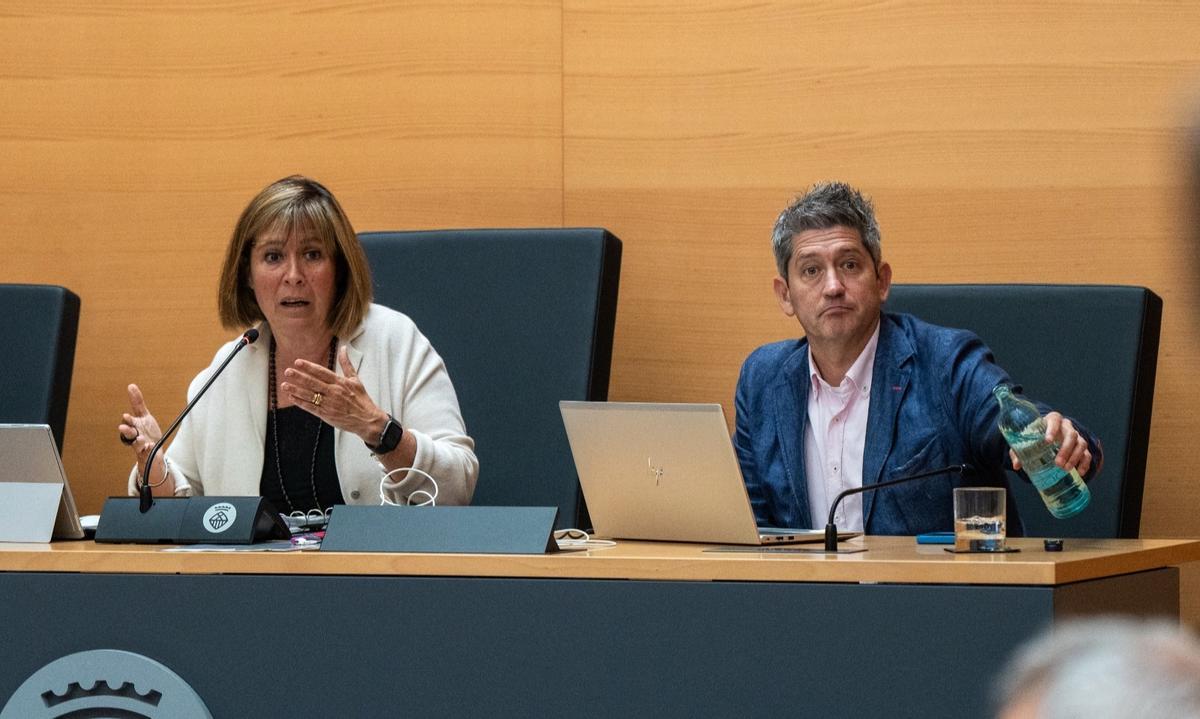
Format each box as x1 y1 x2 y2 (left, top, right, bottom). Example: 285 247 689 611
877 261 892 302
773 275 795 317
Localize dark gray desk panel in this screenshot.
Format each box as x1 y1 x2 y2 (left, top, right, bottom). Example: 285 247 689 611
0 570 1176 718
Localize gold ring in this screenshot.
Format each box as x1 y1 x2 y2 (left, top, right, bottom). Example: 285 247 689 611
312 392 324 407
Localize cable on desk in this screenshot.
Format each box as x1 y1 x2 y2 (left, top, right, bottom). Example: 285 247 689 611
553 528 616 551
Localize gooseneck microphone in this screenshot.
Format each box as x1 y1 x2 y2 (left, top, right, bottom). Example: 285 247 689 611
823 463 975 551
138 328 260 513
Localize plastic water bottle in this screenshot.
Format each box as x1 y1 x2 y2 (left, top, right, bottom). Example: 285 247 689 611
992 384 1090 519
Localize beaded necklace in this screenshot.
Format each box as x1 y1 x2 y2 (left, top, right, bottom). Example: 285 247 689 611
268 335 338 513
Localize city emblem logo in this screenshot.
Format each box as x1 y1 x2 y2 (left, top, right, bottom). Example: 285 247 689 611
201 502 237 533
1 648 212 718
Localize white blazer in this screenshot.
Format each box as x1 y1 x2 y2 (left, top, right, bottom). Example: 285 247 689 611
128 304 478 506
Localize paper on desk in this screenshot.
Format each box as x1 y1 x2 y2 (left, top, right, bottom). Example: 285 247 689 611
162 540 317 552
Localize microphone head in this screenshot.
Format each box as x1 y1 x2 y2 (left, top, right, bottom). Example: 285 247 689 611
243 328 260 344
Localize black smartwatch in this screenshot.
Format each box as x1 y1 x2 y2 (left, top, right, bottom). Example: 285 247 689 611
367 415 403 455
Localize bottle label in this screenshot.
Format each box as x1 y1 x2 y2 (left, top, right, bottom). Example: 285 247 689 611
1003 418 1057 469
998 405 1091 518
1015 440 1058 474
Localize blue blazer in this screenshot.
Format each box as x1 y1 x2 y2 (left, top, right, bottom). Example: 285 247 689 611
733 313 1102 536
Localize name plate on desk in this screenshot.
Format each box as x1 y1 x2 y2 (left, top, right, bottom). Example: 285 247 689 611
95 497 289 544
320 506 559 554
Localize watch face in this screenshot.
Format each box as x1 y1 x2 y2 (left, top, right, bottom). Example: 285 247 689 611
374 417 402 454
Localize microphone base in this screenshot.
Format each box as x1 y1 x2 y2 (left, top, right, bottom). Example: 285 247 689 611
824 522 839 551
95 496 289 544
824 523 868 553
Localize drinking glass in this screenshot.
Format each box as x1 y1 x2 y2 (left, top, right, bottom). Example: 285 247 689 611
953 487 1006 552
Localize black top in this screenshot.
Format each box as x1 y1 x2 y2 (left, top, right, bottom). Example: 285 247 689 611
260 406 343 514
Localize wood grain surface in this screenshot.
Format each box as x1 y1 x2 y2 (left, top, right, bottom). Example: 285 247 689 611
0 536 1196 587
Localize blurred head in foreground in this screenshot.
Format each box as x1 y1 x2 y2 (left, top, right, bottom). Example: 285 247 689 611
997 617 1200 719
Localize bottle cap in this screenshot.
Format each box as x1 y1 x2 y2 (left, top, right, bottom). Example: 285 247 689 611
1043 538 1064 552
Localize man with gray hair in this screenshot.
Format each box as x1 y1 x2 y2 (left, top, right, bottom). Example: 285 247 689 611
734 181 1102 535
997 617 1200 718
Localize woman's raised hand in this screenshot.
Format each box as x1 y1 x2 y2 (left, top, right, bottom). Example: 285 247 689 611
119 384 163 466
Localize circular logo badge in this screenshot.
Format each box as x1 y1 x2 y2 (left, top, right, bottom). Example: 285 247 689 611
1 649 212 718
201 502 237 533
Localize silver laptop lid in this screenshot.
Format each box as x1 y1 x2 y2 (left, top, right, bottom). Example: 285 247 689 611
0 424 84 540
559 401 763 544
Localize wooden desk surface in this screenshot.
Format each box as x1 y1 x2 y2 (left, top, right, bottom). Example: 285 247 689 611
0 536 1197 585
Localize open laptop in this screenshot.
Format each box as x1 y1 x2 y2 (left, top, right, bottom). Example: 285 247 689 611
0 424 84 542
559 402 858 545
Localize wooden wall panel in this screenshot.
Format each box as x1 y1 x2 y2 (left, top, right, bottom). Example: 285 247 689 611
0 1 562 514
563 1 1200 622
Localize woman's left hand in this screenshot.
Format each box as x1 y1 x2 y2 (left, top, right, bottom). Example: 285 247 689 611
281 345 387 443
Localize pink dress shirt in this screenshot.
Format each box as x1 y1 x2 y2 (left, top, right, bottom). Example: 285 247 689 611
803 324 880 531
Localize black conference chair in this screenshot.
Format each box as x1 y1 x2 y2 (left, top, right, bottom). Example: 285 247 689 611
360 228 621 529
0 284 81 452
885 284 1161 539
